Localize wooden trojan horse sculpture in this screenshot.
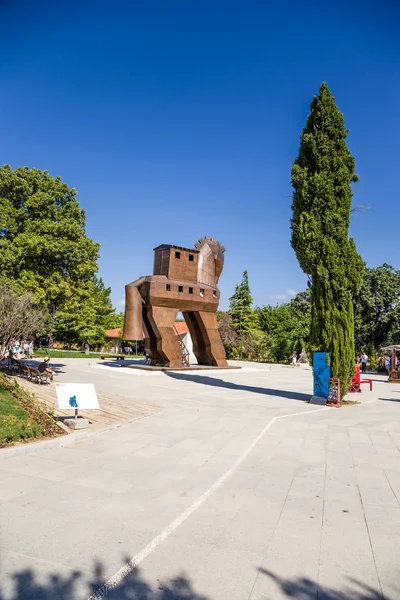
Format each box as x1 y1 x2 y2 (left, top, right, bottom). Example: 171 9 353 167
123 237 228 368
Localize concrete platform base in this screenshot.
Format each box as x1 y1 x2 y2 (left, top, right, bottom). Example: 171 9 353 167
64 418 90 430
125 364 241 372
309 395 327 405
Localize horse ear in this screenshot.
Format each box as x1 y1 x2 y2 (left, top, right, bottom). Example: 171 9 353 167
194 237 225 256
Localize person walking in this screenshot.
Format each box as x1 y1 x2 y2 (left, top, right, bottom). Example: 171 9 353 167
290 351 297 368
361 351 368 374
385 354 391 375
144 349 151 365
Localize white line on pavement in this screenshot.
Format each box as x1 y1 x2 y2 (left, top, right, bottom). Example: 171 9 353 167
87 406 328 599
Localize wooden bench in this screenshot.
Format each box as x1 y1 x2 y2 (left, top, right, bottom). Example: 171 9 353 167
17 363 30 378
360 379 373 391
349 366 373 393
29 367 49 385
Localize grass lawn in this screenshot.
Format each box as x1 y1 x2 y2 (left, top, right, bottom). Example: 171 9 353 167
0 384 42 445
34 349 144 359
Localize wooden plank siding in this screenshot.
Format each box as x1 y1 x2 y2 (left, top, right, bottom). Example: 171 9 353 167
167 248 198 282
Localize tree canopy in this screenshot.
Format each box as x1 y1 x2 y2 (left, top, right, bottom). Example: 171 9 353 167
256 291 311 361
354 264 400 353
104 311 125 331
291 83 364 397
0 165 114 346
220 261 399 368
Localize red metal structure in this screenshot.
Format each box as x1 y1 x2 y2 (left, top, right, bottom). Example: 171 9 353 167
348 365 373 393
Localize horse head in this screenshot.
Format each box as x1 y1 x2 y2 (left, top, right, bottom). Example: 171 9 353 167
194 237 225 287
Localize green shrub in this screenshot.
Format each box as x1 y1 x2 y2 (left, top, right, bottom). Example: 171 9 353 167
0 414 42 444
0 373 63 446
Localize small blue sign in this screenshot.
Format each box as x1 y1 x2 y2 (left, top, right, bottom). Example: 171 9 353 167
69 395 78 408
313 352 330 399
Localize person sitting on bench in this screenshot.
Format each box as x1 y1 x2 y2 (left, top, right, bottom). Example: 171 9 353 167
38 357 54 382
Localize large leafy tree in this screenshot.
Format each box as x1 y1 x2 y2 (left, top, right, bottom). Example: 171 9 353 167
354 264 400 352
229 270 254 333
54 277 114 346
256 291 311 361
0 165 113 345
291 83 364 397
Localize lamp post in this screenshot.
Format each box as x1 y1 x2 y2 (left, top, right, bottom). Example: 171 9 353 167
48 304 56 355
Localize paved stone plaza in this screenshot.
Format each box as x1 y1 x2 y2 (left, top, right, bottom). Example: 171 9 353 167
0 360 399 599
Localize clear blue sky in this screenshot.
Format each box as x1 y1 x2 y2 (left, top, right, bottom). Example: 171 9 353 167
2 0 399 310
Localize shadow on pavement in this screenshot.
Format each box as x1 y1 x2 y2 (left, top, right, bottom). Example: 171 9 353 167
259 568 394 599
0 360 67 374
0 361 67 378
378 396 400 403
361 376 389 383
3 561 393 599
165 372 310 402
100 359 146 369
1 559 209 600
24 360 67 375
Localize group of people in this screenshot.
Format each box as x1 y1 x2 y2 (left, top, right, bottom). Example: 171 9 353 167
123 346 136 355
289 350 392 375
7 339 34 360
5 340 55 383
357 351 399 375
289 350 308 367
377 352 398 374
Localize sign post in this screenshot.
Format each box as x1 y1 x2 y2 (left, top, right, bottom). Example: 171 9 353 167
55 383 99 429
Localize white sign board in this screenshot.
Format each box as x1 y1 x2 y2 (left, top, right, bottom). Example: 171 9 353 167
55 383 99 410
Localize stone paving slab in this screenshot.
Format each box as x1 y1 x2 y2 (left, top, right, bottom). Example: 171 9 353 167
1 361 399 599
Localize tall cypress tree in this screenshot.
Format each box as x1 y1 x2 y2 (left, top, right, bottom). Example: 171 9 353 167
291 83 364 398
229 270 254 333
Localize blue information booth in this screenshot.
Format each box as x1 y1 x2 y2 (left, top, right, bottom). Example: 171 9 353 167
313 352 330 400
